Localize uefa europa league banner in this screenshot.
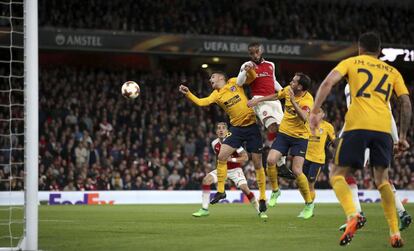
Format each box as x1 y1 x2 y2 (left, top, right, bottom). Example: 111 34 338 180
36 28 414 63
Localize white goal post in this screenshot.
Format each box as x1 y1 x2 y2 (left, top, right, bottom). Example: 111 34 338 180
0 0 38 250
23 0 38 250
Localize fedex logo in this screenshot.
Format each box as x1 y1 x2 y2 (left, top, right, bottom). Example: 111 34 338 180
358 192 409 204
49 193 115 205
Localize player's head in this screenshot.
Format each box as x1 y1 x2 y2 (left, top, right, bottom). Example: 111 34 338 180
209 71 227 89
248 42 264 64
215 122 228 139
290 72 311 93
358 32 381 56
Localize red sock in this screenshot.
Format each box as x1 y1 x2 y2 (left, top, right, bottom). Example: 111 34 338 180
202 184 210 191
346 176 356 185
247 192 255 201
267 132 276 141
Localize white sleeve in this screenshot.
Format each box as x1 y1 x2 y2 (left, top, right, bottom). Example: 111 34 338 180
236 147 244 154
236 62 250 86
236 70 247 86
270 62 282 91
390 111 399 143
344 84 351 108
211 138 220 151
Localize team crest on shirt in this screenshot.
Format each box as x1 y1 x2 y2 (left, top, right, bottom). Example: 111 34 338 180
263 111 268 116
230 86 236 92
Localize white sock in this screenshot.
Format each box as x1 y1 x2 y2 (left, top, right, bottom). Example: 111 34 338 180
349 184 362 213
202 190 210 210
392 185 406 217
250 198 260 213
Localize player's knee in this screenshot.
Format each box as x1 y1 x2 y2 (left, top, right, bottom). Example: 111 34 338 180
292 167 302 176
251 153 262 168
202 175 213 185
267 123 279 133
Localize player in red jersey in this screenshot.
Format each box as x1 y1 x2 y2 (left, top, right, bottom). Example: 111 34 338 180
192 122 265 218
237 42 286 207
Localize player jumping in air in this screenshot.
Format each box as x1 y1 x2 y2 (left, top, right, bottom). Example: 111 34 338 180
248 72 315 219
179 72 268 218
192 122 264 218
310 32 412 247
237 42 286 207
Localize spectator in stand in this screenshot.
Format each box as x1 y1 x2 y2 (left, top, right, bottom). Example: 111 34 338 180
39 0 414 45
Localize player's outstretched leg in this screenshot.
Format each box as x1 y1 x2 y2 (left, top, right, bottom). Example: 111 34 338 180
391 184 412 231
239 183 268 220
193 176 214 217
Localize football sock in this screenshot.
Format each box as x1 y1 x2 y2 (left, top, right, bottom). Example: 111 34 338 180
247 192 259 213
202 184 210 209
267 164 279 191
296 173 312 203
331 175 357 219
346 176 362 213
391 184 406 217
378 182 399 235
310 190 316 202
255 167 266 201
216 160 227 193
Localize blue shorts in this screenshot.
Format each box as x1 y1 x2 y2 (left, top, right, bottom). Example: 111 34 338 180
223 123 262 153
303 160 323 182
271 132 308 157
335 130 392 169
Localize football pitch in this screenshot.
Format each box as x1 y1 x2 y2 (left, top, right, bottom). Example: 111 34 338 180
1 203 413 251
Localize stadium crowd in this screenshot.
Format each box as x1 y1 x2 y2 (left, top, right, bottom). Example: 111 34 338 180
39 0 414 45
2 66 413 192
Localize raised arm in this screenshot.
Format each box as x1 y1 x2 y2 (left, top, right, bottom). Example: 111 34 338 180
237 62 256 86
247 93 279 108
179 85 216 106
228 148 249 164
289 88 308 122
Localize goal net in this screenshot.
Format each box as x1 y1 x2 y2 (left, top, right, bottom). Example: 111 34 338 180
0 0 38 250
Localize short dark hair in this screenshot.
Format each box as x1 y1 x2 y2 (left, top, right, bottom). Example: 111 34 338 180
215 122 228 130
359 32 381 53
248 42 262 49
295 72 311 91
211 71 228 81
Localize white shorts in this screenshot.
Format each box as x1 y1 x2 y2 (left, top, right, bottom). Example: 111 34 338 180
252 96 283 128
209 167 247 188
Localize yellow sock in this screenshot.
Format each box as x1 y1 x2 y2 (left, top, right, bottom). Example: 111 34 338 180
310 190 316 201
255 167 266 200
296 173 312 203
378 182 399 235
330 175 356 218
216 160 227 193
267 165 279 191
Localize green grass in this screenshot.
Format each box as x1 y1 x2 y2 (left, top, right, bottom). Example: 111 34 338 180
1 203 413 251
